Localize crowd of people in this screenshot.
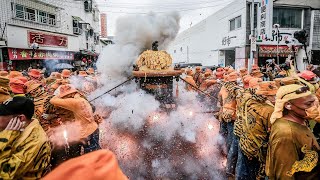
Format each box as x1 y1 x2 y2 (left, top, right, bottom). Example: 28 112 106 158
182 59 320 179
1 57 320 179
0 68 127 179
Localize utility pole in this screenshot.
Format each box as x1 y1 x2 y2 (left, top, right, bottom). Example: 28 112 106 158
249 0 255 72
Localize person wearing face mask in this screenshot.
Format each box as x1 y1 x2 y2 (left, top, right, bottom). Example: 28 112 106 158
266 84 320 180
237 81 277 180
0 96 51 179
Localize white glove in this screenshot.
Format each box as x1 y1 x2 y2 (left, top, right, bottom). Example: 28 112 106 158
5 117 25 131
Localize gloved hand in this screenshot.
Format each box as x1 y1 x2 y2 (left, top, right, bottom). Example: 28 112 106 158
5 117 25 131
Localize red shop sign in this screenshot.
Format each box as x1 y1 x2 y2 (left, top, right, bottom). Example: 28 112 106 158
28 30 68 48
8 48 74 60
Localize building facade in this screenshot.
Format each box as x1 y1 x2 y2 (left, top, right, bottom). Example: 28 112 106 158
0 0 101 71
168 0 320 70
100 13 107 38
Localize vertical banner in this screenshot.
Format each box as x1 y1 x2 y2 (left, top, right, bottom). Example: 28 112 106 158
257 0 273 42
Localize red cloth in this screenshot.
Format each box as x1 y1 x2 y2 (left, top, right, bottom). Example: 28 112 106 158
298 70 317 81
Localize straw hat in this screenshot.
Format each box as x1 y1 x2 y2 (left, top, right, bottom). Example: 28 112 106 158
0 71 8 77
252 64 260 71
17 76 28 84
50 72 58 78
87 68 95 75
280 77 301 86
186 69 193 76
274 78 282 88
0 87 11 103
216 67 224 72
204 72 211 78
55 73 62 79
61 69 71 78
28 69 41 78
9 71 22 79
278 70 287 76
59 84 78 98
255 81 278 96
249 78 262 89
25 81 41 93
0 76 10 89
227 72 238 82
51 79 62 90
251 70 264 78
239 68 248 77
78 71 88 77
9 78 25 94
216 71 224 79
243 75 253 88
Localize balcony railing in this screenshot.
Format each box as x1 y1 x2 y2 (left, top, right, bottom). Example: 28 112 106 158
15 10 56 26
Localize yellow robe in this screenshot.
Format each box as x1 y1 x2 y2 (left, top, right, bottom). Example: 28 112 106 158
266 118 320 180
0 119 51 179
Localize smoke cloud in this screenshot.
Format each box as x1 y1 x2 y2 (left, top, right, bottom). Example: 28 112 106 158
95 12 180 88
91 11 226 179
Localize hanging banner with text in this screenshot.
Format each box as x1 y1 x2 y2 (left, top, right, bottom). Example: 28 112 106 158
8 48 74 60
257 0 273 42
28 31 68 48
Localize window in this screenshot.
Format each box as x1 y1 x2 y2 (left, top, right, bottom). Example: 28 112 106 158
230 16 241 31
15 4 24 19
48 14 56 25
38 11 47 24
25 8 36 21
273 8 302 28
14 4 56 26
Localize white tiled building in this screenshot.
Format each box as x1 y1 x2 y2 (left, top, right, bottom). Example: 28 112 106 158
168 0 320 70
0 0 101 70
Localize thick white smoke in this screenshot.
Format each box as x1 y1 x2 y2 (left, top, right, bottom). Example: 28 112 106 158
92 12 225 179
95 12 180 89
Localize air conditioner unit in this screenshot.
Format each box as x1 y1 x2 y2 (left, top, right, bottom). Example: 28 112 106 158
82 24 90 30
73 27 82 35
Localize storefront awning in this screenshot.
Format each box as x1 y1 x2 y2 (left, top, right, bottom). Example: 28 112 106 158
259 45 300 57
8 48 75 60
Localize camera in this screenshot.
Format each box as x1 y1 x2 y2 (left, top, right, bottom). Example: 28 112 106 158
266 59 273 65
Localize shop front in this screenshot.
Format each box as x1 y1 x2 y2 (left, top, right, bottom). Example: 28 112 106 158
3 48 75 71
257 45 300 66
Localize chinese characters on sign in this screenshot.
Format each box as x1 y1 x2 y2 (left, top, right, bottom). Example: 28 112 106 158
259 45 299 57
28 31 68 48
257 0 273 42
222 36 237 46
8 48 74 60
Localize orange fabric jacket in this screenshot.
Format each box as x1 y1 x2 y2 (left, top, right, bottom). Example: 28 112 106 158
218 85 237 122
50 94 98 139
43 150 128 180
184 75 197 91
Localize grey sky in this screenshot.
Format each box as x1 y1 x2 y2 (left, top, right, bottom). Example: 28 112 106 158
96 0 233 36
